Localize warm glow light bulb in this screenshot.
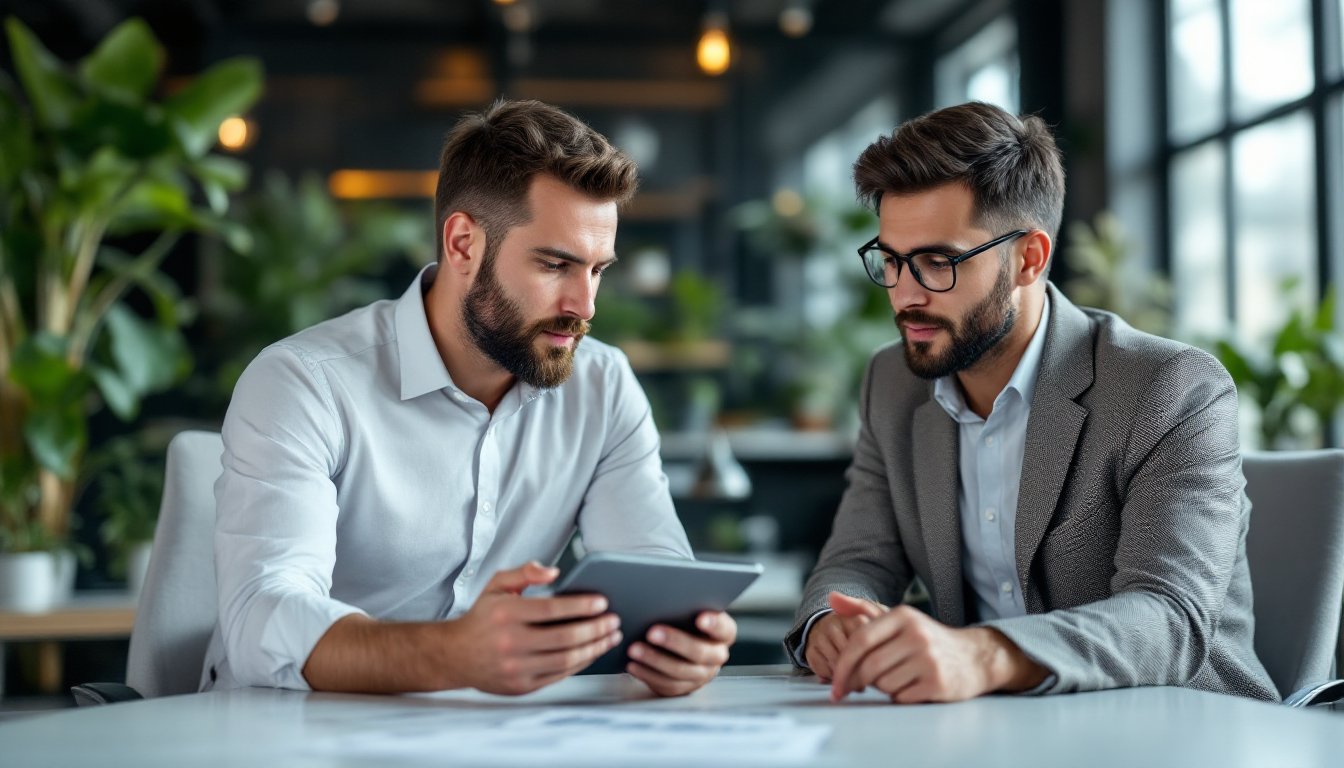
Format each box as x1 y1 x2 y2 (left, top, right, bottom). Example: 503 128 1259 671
697 27 731 76
218 116 250 150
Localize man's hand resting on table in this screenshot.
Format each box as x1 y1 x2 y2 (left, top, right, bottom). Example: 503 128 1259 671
811 592 1048 704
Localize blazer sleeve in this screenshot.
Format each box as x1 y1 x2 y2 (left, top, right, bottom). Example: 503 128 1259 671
784 353 915 663
983 348 1249 693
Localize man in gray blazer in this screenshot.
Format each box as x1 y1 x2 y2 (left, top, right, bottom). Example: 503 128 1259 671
786 102 1277 703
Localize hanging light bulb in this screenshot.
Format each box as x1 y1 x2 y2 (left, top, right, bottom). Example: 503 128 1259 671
696 11 731 76
779 2 813 38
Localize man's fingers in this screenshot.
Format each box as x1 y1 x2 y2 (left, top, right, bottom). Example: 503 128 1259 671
829 613 906 702
526 613 620 652
645 625 729 667
695 612 737 644
524 628 623 678
513 593 610 624
484 561 559 594
628 641 712 683
828 592 884 619
626 659 696 697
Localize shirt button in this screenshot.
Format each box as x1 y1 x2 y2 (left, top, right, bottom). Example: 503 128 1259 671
482 501 493 514
1000 580 1014 594
985 435 995 446
465 566 476 577
985 507 997 522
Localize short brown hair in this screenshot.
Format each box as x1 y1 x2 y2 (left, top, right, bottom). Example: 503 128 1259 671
434 99 639 261
853 102 1065 240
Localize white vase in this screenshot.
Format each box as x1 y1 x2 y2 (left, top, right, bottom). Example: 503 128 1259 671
0 551 61 613
127 540 153 598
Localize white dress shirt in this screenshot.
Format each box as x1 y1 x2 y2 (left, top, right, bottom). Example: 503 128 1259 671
201 265 692 691
793 296 1051 664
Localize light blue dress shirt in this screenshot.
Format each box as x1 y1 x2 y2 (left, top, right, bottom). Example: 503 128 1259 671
932 295 1050 622
794 296 1051 665
202 265 692 691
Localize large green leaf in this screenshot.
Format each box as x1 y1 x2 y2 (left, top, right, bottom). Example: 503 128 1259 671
88 363 137 420
164 58 263 158
0 77 36 188
77 18 163 105
106 176 194 233
105 303 189 395
68 99 174 160
4 18 82 130
190 154 250 215
7 333 82 400
22 401 85 478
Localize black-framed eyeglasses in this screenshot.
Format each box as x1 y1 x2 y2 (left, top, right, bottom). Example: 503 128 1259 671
857 229 1029 292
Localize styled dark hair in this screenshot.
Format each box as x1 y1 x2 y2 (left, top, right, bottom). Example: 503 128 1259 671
853 101 1065 240
433 99 639 261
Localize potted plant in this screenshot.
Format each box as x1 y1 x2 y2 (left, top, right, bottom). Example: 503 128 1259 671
0 17 261 610
1215 282 1343 449
195 171 429 412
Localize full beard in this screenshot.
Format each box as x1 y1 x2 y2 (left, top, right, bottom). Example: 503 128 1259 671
462 259 588 389
896 261 1017 380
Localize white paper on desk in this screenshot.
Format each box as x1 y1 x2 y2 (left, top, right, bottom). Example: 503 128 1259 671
313 707 830 765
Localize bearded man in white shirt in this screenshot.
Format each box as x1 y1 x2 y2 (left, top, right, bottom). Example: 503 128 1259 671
202 99 735 697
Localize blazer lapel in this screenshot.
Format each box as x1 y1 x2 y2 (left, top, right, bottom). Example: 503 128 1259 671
1015 285 1094 611
912 398 966 626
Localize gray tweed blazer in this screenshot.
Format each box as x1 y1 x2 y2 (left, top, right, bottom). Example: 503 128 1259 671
786 284 1277 700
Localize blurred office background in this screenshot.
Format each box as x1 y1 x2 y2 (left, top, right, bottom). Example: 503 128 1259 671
1 0 1341 711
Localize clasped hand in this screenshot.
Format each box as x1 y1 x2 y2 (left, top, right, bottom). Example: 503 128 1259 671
804 591 1044 704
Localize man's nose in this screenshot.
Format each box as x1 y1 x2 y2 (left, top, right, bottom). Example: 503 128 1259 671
887 264 929 312
561 272 597 321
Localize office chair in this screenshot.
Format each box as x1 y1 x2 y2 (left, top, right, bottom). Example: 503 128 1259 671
71 431 224 705
1243 449 1344 709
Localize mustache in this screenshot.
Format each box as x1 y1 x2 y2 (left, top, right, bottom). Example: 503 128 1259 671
533 316 590 337
894 310 952 332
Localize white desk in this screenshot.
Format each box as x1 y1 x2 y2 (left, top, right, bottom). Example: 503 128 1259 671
3 665 1341 767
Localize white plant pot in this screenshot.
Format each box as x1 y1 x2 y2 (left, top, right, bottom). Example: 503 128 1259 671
0 551 62 613
127 541 153 598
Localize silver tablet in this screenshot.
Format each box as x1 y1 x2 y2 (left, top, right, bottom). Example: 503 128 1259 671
544 552 763 675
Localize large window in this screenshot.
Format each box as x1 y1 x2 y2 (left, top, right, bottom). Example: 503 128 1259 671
935 16 1019 113
1164 0 1341 344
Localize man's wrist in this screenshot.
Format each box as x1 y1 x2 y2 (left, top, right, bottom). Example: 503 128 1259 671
974 627 1048 693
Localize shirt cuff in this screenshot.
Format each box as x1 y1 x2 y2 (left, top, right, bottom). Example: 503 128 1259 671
1021 674 1058 695
791 608 834 668
234 589 367 690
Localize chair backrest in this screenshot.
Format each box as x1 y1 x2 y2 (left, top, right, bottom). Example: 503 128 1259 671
125 430 224 698
1243 449 1344 698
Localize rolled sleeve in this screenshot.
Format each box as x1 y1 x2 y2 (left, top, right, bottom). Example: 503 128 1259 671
213 345 367 690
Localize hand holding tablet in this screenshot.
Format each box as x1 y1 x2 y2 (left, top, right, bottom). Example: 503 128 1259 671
537 552 763 675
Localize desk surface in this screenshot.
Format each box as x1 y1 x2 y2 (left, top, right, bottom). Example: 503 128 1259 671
4 665 1342 767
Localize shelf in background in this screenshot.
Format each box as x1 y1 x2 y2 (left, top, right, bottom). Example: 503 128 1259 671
661 427 855 463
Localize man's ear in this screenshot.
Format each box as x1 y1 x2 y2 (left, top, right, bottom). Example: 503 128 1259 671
441 211 483 276
1017 229 1052 286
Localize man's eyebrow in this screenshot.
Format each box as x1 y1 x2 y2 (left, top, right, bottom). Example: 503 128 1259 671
532 247 619 266
878 239 963 254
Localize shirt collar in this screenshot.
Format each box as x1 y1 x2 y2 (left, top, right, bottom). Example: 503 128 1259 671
394 263 546 406
395 264 455 401
932 292 1052 422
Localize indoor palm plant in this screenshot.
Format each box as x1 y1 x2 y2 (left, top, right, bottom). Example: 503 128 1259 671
0 17 261 609
1215 283 1343 449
